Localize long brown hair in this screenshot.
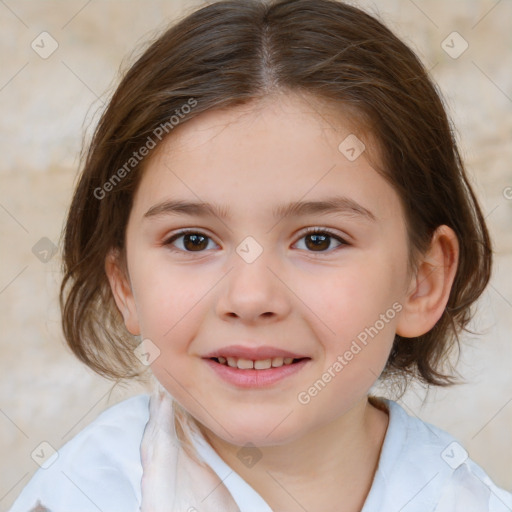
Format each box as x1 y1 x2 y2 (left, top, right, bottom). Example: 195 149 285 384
59 0 492 392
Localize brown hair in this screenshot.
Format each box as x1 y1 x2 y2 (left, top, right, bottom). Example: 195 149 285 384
59 0 492 392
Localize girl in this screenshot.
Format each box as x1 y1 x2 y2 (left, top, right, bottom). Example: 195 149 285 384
10 0 512 510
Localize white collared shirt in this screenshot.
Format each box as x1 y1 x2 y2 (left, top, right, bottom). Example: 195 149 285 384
9 394 512 512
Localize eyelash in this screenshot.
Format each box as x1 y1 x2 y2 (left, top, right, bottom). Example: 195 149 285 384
162 227 348 255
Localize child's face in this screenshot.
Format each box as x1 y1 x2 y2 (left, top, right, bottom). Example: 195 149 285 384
113 93 414 446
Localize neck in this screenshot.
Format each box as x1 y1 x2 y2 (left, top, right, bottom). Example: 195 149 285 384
200 396 389 512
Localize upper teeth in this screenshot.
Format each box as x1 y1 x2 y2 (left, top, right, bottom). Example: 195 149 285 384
217 356 295 369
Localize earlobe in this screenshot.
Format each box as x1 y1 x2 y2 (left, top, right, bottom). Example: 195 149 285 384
104 248 141 336
396 225 459 338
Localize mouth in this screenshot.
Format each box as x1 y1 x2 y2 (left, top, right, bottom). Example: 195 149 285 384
202 345 311 388
209 356 308 370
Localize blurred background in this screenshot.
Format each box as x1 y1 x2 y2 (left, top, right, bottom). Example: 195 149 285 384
0 0 511 509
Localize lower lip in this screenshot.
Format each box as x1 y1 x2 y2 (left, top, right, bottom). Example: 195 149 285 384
203 358 310 388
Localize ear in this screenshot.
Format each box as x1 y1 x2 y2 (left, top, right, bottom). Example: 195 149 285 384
104 248 141 336
396 225 459 338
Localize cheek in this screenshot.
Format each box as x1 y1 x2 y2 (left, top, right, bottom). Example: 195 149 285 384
129 255 209 346
133 260 208 399
294 258 400 338
291 256 402 394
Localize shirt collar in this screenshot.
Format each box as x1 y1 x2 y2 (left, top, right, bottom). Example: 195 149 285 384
189 428 274 512
187 397 399 512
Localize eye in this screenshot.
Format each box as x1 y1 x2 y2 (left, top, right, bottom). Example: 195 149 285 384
293 227 348 253
163 229 219 253
163 227 348 254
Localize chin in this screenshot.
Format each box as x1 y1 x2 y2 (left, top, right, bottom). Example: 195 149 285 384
203 413 308 448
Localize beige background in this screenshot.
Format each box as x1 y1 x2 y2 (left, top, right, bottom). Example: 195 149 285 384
1 0 511 509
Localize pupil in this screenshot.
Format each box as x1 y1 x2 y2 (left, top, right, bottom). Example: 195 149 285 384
306 233 329 251
184 234 207 251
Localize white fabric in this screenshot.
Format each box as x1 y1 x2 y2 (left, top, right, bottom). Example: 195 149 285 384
9 382 512 512
138 382 250 511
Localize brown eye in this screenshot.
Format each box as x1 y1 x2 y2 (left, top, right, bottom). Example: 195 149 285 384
305 233 331 251
182 233 208 251
164 231 217 252
295 229 347 253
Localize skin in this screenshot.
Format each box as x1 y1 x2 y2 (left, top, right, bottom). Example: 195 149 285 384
106 91 459 511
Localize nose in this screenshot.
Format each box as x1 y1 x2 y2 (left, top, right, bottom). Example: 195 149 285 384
216 250 292 324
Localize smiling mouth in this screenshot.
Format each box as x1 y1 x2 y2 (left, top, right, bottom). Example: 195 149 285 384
209 356 309 370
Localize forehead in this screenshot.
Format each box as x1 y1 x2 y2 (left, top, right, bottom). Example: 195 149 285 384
161 92 369 156
130 92 400 227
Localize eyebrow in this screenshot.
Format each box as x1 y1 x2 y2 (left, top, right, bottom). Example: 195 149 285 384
143 195 377 223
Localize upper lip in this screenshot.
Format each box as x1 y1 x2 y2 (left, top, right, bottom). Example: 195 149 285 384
203 345 310 360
